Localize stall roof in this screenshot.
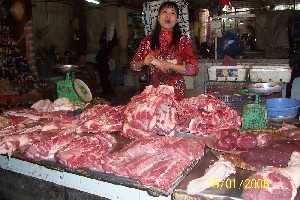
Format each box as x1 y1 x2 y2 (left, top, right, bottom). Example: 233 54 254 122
37 0 300 10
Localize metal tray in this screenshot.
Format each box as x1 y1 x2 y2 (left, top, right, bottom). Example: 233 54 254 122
268 114 297 123
246 82 285 94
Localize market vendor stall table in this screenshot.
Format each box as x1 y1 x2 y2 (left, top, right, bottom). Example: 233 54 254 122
0 155 170 200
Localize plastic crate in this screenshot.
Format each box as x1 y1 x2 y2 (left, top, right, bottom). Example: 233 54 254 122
208 65 248 81
215 94 248 109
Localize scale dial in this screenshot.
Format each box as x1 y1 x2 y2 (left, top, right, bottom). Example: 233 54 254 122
73 79 92 102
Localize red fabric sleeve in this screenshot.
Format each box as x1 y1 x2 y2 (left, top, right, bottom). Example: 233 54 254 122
178 36 199 76
129 35 151 71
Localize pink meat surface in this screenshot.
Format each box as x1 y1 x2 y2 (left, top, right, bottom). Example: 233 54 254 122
176 94 242 135
122 85 177 139
24 133 79 161
121 122 155 139
57 133 117 171
76 105 125 133
138 157 187 192
242 169 294 200
102 136 205 192
0 126 44 156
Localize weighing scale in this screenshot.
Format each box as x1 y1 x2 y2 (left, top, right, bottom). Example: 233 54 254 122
240 82 285 130
56 73 92 105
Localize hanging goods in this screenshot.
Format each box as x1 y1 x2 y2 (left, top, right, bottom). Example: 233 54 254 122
56 73 92 104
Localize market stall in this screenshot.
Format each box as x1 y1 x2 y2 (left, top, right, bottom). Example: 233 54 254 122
1 71 300 200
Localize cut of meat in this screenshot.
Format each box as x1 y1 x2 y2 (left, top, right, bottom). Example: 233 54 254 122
176 94 242 135
0 126 43 156
102 136 205 192
121 122 155 139
57 133 116 171
242 151 300 200
3 108 42 121
138 157 184 192
0 134 30 156
24 133 79 161
122 85 177 139
256 133 272 148
239 140 300 169
186 158 236 195
242 169 294 200
125 153 168 179
76 105 125 134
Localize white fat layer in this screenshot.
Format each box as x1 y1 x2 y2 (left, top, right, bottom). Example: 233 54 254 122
186 158 236 195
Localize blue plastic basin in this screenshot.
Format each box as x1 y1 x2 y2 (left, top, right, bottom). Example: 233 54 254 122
266 98 300 118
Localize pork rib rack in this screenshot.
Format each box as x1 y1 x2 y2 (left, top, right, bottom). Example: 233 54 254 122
122 85 177 139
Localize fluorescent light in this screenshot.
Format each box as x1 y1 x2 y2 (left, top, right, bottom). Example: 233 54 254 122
85 0 100 4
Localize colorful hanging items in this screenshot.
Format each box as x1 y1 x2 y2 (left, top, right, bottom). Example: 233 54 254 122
24 20 37 76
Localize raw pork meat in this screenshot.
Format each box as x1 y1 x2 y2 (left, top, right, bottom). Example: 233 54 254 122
176 94 242 135
242 151 300 200
102 136 205 192
24 133 79 161
57 133 116 171
0 126 43 156
76 105 125 134
3 108 42 121
122 85 177 139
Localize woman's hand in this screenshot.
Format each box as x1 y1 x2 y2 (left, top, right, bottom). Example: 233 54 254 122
143 53 155 65
155 59 172 73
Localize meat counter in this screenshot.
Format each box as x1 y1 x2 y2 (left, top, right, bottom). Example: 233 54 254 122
0 154 170 200
2 147 299 200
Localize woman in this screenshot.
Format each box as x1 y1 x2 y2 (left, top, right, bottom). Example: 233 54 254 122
130 1 199 100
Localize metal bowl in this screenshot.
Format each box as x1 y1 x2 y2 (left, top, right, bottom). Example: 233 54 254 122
246 82 285 94
268 114 297 123
53 65 80 73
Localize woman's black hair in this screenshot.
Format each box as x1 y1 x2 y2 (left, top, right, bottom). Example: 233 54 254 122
150 1 181 50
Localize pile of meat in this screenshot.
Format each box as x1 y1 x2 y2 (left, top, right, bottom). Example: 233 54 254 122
175 94 242 135
0 104 206 193
213 130 272 152
122 85 242 139
0 99 126 155
0 122 205 192
122 85 177 139
102 136 205 192
0 85 243 192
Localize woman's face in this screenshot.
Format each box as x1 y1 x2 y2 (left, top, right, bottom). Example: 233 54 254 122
157 6 178 31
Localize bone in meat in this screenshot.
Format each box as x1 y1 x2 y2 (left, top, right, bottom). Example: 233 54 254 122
186 157 236 195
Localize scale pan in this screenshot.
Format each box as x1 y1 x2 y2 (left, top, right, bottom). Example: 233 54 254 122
246 82 285 94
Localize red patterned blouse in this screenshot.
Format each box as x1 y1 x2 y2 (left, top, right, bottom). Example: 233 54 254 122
130 30 199 100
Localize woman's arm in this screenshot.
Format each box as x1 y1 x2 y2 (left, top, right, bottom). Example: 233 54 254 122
177 36 199 76
130 36 152 71
155 60 186 74
155 36 199 75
